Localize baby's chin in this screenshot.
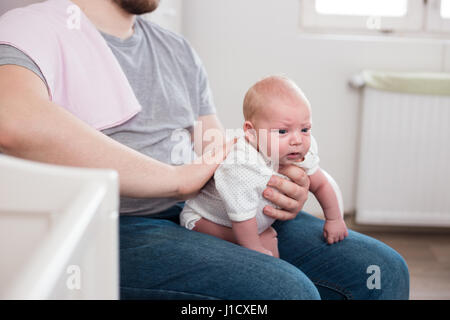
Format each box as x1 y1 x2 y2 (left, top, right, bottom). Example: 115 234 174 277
275 157 304 169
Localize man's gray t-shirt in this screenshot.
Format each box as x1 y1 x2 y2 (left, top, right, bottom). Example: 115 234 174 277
0 16 216 215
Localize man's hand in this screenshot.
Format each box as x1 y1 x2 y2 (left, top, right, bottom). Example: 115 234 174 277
262 165 310 220
175 137 237 199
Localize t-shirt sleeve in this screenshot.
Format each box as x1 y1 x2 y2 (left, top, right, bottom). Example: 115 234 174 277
0 44 47 85
197 61 216 116
214 145 272 222
183 39 216 116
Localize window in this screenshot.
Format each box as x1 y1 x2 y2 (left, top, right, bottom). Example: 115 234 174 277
427 0 450 32
315 0 408 17
442 0 450 17
300 0 450 35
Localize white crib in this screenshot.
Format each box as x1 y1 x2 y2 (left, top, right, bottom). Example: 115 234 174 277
0 154 119 299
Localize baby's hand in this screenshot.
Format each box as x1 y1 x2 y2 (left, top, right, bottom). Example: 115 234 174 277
323 218 348 245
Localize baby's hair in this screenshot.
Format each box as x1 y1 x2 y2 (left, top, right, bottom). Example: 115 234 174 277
243 75 311 121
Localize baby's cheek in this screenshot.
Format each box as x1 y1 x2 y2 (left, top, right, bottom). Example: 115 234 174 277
304 138 311 152
277 140 290 155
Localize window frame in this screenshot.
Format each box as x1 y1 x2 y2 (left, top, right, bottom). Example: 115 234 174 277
299 0 450 36
426 0 450 33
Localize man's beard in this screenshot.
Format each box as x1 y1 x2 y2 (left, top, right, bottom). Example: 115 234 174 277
112 0 160 15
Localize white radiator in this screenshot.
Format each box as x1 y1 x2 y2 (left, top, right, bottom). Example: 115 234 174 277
355 76 450 226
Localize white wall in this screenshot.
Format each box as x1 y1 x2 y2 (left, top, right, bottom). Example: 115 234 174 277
181 0 448 216
143 0 183 34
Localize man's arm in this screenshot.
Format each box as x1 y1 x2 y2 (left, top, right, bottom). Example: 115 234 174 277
0 65 231 199
193 114 226 157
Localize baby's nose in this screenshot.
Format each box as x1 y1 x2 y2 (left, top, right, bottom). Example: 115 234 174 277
290 131 302 144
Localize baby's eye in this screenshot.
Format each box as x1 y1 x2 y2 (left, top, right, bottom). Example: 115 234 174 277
301 128 310 133
278 129 288 135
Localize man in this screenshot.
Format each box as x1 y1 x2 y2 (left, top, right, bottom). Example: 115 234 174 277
0 0 409 299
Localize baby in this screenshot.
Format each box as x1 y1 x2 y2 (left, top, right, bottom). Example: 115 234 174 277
180 75 348 257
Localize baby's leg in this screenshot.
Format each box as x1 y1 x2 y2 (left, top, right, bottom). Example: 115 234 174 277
259 227 279 258
193 218 279 258
193 218 237 244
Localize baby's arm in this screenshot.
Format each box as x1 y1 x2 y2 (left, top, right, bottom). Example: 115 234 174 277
309 169 348 244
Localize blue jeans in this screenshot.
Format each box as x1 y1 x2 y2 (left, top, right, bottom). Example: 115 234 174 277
119 203 409 300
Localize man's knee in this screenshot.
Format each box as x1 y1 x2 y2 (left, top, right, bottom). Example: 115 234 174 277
239 259 321 300
363 241 410 300
380 249 410 299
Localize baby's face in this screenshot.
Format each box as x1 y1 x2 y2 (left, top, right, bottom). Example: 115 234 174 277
251 97 312 166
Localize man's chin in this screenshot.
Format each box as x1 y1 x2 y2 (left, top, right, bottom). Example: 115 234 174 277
113 0 160 15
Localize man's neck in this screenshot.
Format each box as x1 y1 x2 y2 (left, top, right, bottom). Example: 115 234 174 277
70 0 135 39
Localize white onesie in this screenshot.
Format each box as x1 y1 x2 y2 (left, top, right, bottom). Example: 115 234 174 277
180 135 320 234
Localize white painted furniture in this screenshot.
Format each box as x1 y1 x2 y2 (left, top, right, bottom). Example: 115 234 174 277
0 154 119 299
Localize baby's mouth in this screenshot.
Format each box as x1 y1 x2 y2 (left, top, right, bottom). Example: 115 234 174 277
286 152 303 160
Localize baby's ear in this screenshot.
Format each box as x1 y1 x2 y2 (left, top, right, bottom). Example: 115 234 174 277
243 121 257 143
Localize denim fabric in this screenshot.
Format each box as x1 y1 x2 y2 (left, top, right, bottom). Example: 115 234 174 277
119 203 409 300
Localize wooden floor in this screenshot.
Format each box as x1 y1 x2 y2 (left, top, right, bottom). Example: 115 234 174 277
345 215 450 300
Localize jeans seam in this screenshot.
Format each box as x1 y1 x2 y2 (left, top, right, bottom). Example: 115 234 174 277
120 286 222 300
311 279 354 300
